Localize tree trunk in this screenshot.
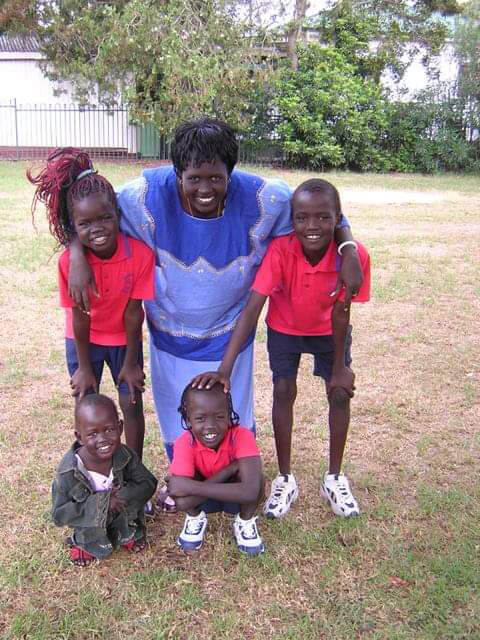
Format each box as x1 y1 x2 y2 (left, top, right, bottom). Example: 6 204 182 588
286 0 309 70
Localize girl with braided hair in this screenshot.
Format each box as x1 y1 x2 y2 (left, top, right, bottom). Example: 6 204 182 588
28 148 155 469
166 381 265 555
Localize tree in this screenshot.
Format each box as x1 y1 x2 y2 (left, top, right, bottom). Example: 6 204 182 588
317 0 464 82
19 0 271 133
274 43 391 170
0 0 38 33
453 0 480 139
285 0 309 71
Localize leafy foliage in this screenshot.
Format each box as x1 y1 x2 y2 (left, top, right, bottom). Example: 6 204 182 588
1 0 477 172
317 0 460 81
453 0 480 138
383 94 479 172
0 0 38 34
274 44 390 170
36 0 267 133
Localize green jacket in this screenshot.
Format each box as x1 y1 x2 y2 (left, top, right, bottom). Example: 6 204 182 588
52 442 157 558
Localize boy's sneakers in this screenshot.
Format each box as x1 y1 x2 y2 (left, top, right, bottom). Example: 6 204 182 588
263 473 298 518
233 514 265 555
321 472 359 518
177 511 208 551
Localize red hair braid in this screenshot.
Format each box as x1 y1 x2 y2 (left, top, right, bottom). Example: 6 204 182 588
27 147 117 247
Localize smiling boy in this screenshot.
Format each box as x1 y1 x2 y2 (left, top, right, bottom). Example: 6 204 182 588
192 178 371 520
52 394 157 566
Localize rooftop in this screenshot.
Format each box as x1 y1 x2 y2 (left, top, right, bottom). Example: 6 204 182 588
0 34 39 53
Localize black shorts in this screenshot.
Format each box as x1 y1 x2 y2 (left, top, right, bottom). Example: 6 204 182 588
66 338 144 395
267 326 352 382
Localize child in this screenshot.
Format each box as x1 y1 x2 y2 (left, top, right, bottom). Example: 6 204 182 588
191 178 370 519
166 382 265 555
52 394 157 566
28 148 155 463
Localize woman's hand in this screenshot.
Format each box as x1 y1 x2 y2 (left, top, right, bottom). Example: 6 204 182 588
190 371 231 392
332 247 363 310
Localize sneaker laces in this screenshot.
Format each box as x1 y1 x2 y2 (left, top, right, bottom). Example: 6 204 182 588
239 517 258 540
268 476 292 508
184 515 205 535
330 475 354 505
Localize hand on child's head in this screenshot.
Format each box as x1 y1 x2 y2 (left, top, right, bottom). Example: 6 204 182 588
190 371 231 392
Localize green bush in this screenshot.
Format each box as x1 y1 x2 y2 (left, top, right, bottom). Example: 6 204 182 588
274 44 391 171
383 98 479 173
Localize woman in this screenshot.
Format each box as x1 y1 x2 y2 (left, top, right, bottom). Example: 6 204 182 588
69 118 363 462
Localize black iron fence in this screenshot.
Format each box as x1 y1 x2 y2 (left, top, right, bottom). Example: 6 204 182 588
0 100 285 165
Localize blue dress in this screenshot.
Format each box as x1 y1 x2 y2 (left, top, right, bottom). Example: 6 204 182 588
117 166 346 456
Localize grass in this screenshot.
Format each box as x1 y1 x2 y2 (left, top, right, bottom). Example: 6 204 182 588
0 160 479 639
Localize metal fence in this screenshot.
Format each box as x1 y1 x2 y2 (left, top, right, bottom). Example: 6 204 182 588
0 100 167 161
0 100 285 164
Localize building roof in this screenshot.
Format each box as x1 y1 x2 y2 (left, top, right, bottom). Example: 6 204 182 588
0 34 40 53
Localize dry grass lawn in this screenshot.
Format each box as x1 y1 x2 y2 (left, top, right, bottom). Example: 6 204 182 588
0 162 479 639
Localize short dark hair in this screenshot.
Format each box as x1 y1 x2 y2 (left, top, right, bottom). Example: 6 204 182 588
178 382 240 431
170 117 239 176
292 178 342 216
75 393 118 423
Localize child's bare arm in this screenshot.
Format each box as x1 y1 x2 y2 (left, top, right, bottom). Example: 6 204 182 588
117 299 145 403
71 308 98 398
68 237 98 313
167 461 240 511
191 291 267 391
333 226 363 308
167 457 262 504
328 300 355 397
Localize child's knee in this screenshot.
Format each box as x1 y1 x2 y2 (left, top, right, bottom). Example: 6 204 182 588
119 393 143 417
273 378 297 404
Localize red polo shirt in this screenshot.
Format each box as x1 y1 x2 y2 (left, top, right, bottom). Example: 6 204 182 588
252 233 370 336
58 233 155 346
169 426 260 478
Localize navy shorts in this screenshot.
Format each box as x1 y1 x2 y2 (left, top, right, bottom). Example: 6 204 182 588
267 326 352 382
65 338 144 396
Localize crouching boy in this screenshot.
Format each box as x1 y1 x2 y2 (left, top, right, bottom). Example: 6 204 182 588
52 394 157 566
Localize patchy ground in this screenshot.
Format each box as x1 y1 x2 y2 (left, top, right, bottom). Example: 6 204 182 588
0 162 479 639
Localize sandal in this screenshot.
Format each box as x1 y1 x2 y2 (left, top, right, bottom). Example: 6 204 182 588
144 500 155 518
122 536 147 553
69 545 96 567
156 486 178 514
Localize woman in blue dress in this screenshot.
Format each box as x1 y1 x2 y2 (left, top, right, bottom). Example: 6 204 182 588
68 118 363 463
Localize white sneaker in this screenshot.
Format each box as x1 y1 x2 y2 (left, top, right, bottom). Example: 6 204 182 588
233 515 265 555
263 473 299 519
177 511 208 551
321 473 359 518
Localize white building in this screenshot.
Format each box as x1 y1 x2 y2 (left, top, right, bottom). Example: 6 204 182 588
0 35 143 157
